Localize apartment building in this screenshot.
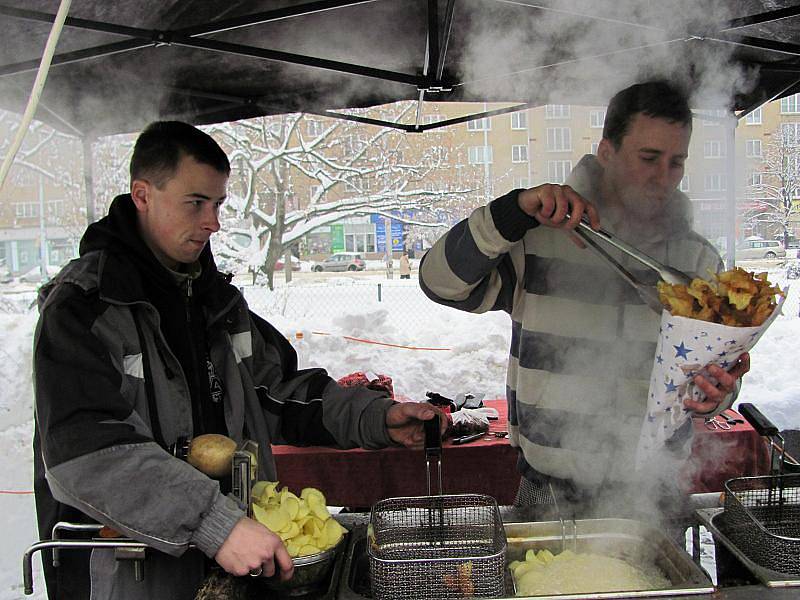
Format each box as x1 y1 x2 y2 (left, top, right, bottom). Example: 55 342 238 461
2 97 798 276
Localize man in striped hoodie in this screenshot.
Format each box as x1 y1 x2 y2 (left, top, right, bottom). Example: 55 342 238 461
420 81 749 520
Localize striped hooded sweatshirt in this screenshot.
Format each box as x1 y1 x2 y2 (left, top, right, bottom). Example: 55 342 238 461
420 155 728 491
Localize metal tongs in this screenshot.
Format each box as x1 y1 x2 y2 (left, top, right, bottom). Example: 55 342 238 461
424 415 445 544
424 415 443 496
570 218 693 313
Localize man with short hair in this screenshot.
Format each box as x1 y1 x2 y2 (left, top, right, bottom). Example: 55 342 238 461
33 121 441 600
419 81 748 519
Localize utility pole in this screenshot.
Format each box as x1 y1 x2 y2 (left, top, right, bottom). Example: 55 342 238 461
724 115 737 269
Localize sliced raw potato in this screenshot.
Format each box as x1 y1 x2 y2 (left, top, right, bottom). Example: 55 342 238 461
250 481 344 557
303 516 324 538
301 487 326 506
308 499 330 521
252 504 290 533
279 521 300 541
323 517 345 546
286 541 301 557
281 495 300 520
298 544 321 556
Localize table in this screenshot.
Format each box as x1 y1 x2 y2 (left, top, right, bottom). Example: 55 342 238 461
272 400 770 508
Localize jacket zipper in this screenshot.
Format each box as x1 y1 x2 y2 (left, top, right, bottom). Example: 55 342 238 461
185 277 206 432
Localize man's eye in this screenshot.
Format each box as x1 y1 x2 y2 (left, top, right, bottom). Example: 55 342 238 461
641 156 657 162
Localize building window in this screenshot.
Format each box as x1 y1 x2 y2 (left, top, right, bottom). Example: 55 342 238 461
679 176 690 192
590 142 600 155
467 117 491 131
307 120 325 136
14 202 39 218
704 140 724 158
745 139 762 158
699 109 727 125
781 94 800 114
511 112 528 129
589 110 605 128
423 114 444 124
782 123 800 145
744 107 762 125
546 128 571 152
749 172 763 186
513 177 528 189
310 185 323 201
704 173 726 192
345 233 376 253
468 146 493 164
545 105 570 119
512 145 528 163
547 160 572 184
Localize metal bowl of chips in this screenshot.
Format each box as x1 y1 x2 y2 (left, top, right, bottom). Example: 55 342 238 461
251 533 347 596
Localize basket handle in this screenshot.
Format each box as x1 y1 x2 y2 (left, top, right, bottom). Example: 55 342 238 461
738 403 779 437
424 414 442 455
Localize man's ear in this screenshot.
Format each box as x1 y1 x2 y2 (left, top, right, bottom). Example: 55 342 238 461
596 138 614 169
130 179 150 211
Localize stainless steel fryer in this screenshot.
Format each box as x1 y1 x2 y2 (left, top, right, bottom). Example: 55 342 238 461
504 518 714 598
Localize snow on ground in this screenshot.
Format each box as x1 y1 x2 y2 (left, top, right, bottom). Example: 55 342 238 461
0 264 797 599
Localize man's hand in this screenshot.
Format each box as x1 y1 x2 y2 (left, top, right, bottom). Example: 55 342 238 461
684 353 750 414
215 517 294 581
518 184 600 231
386 402 447 448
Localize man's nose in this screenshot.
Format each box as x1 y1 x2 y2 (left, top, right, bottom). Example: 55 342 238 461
653 161 672 188
203 206 221 232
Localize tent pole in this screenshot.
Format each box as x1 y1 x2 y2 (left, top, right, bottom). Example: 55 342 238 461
82 136 95 224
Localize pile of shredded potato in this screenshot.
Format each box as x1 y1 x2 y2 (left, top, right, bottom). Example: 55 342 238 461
511 549 669 596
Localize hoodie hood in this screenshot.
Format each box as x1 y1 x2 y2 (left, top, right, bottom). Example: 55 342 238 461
566 154 694 244
79 194 220 301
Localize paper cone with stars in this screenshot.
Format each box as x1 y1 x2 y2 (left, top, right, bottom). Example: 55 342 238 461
636 289 787 470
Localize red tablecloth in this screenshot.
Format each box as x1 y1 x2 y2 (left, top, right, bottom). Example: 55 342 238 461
271 399 769 507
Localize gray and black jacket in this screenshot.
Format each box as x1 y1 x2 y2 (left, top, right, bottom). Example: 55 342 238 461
420 156 729 495
33 195 395 600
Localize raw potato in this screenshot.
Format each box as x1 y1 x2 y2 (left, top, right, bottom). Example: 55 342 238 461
251 480 347 558
187 434 237 477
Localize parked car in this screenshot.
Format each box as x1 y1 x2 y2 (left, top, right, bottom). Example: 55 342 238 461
312 252 366 272
736 238 786 260
273 256 301 271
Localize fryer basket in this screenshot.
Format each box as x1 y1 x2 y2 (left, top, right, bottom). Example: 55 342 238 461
723 473 800 575
368 493 506 600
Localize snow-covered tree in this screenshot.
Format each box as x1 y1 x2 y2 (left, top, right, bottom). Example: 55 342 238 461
744 125 800 244
207 102 479 289
0 111 85 274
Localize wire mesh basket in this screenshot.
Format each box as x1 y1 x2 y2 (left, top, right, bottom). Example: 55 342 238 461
368 493 506 600
723 473 800 574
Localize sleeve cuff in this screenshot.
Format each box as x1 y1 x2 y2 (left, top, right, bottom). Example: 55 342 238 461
360 397 397 449
191 493 246 558
490 189 539 242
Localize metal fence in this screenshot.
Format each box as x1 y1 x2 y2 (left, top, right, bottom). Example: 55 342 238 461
241 276 800 327
240 279 449 327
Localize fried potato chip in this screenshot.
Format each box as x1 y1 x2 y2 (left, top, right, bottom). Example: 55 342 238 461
657 267 783 326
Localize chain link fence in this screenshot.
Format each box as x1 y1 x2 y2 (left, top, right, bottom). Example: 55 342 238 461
241 274 800 328
239 279 454 337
